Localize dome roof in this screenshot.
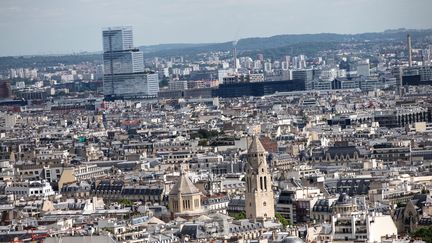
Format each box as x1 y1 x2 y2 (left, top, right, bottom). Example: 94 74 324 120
169 172 201 196
281 236 304 243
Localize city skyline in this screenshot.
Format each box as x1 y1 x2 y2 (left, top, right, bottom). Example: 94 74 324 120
1 0 432 56
2 1 432 242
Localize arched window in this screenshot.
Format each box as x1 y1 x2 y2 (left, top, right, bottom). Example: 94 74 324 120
260 177 263 191
263 202 267 206
264 176 267 190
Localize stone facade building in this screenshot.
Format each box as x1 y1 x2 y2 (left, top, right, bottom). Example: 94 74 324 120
244 136 275 222
168 171 204 219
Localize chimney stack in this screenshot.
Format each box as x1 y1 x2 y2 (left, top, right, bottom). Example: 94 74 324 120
407 34 413 67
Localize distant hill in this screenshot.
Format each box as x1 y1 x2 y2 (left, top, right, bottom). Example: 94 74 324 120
141 28 432 58
139 43 212 54
1 29 431 70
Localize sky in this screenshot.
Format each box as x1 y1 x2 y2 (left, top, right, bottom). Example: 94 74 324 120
1 0 432 56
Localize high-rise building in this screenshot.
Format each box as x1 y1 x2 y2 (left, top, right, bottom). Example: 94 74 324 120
232 41 238 72
429 45 432 64
292 69 314 90
0 80 12 99
298 55 307 69
284 55 291 67
257 54 264 62
103 26 133 52
102 26 158 98
244 136 275 222
356 60 370 77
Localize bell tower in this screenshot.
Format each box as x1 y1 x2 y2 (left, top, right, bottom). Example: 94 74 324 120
244 136 275 222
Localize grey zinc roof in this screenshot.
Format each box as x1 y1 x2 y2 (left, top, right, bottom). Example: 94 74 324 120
281 236 305 243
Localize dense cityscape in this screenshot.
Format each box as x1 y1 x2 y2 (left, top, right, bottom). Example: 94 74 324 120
1 1 432 242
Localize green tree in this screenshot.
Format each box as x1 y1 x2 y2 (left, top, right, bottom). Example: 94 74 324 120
118 199 133 207
412 226 432 242
198 139 208 146
275 212 290 227
159 78 169 87
233 211 247 220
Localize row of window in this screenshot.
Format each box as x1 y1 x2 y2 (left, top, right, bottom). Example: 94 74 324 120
8 189 51 195
171 199 200 211
246 176 269 192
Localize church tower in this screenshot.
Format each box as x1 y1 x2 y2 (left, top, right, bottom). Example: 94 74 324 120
245 136 275 222
168 171 204 219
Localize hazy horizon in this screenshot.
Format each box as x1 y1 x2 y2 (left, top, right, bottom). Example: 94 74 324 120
1 0 432 56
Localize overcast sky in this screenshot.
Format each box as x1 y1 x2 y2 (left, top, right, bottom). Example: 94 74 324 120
1 0 431 56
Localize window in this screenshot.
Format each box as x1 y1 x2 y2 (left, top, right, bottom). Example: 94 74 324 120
263 202 266 206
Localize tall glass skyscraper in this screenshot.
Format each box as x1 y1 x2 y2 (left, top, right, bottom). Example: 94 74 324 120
102 26 159 98
102 26 133 52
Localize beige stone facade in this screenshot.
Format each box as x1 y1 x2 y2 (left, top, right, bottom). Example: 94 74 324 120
245 136 275 222
168 172 204 219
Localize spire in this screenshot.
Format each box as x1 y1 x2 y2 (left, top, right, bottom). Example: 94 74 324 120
248 136 266 154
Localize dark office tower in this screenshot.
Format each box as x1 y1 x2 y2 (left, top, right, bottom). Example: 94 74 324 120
407 34 413 67
292 69 313 90
102 26 159 99
0 80 12 99
391 66 403 95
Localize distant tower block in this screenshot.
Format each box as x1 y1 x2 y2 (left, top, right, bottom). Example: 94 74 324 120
0 80 12 99
233 40 238 72
244 136 275 222
407 34 413 67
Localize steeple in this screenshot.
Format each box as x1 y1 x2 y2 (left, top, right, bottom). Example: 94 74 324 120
245 136 275 222
247 136 268 171
248 135 266 154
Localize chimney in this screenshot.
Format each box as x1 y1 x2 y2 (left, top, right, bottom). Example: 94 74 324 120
407 34 413 67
